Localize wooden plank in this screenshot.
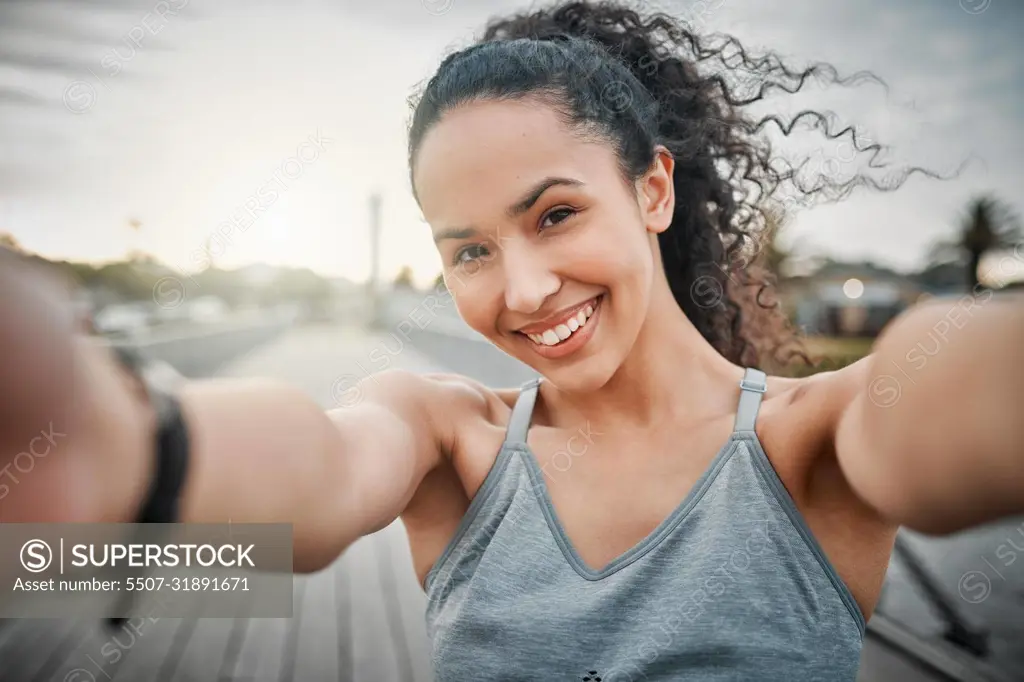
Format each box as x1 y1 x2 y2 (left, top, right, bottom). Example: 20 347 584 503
347 533 401 680
289 566 340 681
0 618 79 682
166 613 249 681
375 523 433 682
0 620 51 681
104 613 192 681
227 578 300 682
0 620 20 653
214 607 255 681
275 579 306 682
336 551 354 681
42 618 159 682
26 621 92 682
227 615 290 682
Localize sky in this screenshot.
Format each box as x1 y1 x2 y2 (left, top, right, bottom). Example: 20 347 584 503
0 0 1021 286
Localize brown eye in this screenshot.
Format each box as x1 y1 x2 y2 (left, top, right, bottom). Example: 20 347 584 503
540 207 576 230
453 244 490 266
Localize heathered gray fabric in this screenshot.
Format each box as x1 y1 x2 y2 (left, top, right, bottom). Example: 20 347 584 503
424 369 866 681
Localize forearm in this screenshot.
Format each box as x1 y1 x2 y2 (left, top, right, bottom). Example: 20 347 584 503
1 334 360 573
838 291 1024 534
176 379 357 572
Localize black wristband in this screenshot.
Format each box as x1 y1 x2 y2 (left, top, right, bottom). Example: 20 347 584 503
110 344 191 523
105 345 191 630
135 391 190 524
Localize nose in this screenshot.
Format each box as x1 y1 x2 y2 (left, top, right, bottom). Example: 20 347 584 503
502 242 560 314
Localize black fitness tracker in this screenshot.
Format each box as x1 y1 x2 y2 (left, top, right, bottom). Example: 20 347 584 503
106 344 191 629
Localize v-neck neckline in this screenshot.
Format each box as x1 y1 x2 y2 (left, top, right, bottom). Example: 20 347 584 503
513 436 741 581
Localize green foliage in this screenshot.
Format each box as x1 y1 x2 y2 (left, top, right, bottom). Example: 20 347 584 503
394 266 415 289
928 194 1022 290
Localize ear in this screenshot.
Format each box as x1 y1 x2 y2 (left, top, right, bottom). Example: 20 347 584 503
637 147 675 235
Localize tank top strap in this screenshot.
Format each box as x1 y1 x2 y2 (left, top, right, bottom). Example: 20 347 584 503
503 377 542 447
733 367 767 433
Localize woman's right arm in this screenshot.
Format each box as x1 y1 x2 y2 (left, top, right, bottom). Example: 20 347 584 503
175 368 456 573
0 252 468 574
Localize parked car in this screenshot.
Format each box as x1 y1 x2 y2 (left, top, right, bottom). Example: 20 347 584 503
183 296 229 323
93 302 151 336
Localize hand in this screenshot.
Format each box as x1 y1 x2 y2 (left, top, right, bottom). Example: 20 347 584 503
0 249 157 523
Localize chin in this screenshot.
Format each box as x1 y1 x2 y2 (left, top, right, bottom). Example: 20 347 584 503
536 360 618 394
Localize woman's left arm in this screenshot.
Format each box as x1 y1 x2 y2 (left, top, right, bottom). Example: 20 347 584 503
835 291 1024 535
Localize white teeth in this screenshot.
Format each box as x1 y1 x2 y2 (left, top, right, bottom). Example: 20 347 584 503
525 297 600 347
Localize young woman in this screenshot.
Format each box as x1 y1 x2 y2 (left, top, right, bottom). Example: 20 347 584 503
2 1 1023 679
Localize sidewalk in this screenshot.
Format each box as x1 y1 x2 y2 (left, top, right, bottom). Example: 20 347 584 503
215 322 450 406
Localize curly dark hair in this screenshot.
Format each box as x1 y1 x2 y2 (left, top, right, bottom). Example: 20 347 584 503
407 0 943 372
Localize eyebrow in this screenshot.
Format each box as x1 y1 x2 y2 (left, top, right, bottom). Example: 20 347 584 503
431 176 584 244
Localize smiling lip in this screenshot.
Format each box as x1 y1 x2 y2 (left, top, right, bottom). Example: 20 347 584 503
516 296 602 335
519 295 603 361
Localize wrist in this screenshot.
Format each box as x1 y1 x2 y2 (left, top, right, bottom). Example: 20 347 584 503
107 343 191 525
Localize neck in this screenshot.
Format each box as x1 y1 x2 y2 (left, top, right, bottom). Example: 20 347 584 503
540 276 744 432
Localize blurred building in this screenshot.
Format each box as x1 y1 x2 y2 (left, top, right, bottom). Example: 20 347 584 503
781 260 930 337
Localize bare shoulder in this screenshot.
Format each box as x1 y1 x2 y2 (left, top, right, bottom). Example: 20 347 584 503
770 355 896 525
806 356 873 426
419 372 517 427
759 356 890 520
766 356 871 425
358 369 514 458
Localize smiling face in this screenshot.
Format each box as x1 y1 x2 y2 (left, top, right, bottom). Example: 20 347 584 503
412 98 675 392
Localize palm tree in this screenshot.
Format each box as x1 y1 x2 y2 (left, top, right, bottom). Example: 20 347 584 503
929 195 1022 291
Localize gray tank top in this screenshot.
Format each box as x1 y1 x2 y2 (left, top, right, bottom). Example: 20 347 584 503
423 368 866 681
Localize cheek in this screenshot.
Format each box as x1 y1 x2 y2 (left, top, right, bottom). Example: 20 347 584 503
568 223 653 288
447 269 504 334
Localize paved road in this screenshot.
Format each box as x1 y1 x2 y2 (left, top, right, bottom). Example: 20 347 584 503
2 320 1020 681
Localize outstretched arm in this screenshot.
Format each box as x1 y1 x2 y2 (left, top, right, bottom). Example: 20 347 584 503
835 291 1024 535
0 250 461 574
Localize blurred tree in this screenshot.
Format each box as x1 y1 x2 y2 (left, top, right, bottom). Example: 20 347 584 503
272 267 332 303
0 232 24 253
64 260 99 286
94 261 155 301
191 267 247 308
929 194 1022 291
393 265 415 289
433 271 447 291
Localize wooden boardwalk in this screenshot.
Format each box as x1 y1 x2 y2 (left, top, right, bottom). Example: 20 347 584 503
0 520 432 682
